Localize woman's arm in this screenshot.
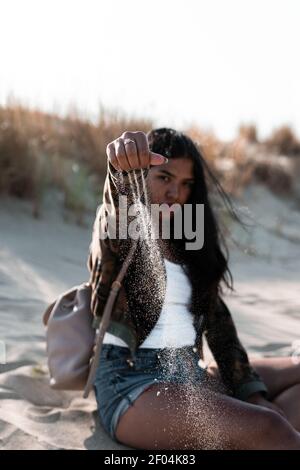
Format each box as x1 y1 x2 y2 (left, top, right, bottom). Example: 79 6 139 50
89 131 166 260
87 131 166 318
204 297 269 401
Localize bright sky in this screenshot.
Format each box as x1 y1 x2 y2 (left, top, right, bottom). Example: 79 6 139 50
1 0 299 140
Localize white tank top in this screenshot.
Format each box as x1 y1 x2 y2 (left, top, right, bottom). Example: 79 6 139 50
103 258 196 348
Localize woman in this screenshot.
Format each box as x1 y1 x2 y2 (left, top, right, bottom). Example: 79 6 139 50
88 128 300 450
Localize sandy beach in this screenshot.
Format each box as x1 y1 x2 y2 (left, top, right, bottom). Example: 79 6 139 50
0 185 299 450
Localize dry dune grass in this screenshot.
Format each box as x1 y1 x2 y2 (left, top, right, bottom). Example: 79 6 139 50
187 124 299 198
1 102 299 220
0 102 153 219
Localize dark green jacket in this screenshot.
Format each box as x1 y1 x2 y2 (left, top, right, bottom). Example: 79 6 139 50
87 161 268 401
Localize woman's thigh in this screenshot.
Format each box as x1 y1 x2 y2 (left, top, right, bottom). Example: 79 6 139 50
115 382 300 450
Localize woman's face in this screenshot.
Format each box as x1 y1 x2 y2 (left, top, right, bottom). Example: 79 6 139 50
147 157 195 219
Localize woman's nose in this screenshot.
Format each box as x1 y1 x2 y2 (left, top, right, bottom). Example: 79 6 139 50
166 184 179 201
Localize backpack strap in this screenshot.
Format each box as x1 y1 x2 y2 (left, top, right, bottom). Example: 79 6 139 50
83 240 138 398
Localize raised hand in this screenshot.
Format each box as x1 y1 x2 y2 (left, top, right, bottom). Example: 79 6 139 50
106 131 168 171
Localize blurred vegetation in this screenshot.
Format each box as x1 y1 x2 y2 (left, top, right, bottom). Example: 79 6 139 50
187 123 299 198
0 102 299 223
0 102 152 222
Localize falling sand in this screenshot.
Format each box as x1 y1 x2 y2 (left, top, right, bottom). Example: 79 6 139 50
117 168 230 449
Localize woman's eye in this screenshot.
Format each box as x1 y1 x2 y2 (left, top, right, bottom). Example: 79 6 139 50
158 175 170 183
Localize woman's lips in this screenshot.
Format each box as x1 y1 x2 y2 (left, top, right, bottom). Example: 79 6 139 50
164 202 179 208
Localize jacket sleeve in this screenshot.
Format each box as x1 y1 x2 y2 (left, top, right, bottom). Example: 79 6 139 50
204 297 269 401
87 160 149 270
87 160 149 320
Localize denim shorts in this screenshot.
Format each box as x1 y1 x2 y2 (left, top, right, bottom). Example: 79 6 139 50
93 343 210 442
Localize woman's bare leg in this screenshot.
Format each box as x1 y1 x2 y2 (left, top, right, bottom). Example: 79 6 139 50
207 356 300 431
273 384 300 431
115 382 300 450
249 356 300 399
249 356 300 430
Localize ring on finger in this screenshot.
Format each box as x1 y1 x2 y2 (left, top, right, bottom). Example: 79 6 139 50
124 138 136 146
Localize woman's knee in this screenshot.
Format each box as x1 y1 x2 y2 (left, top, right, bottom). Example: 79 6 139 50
259 408 300 449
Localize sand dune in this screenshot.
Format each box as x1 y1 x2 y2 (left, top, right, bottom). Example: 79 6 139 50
0 186 299 450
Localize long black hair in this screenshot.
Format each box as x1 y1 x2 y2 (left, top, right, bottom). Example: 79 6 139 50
147 127 239 313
